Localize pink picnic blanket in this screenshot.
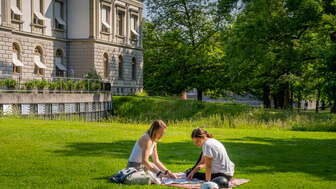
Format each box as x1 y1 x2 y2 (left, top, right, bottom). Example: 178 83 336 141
162 178 249 189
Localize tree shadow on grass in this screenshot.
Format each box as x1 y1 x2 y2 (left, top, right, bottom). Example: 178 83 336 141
53 140 201 165
53 137 336 181
225 137 336 181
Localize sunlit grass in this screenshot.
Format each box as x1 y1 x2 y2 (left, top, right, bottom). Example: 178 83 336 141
0 118 335 189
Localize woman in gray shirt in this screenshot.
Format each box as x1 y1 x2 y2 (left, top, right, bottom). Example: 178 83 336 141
186 128 235 182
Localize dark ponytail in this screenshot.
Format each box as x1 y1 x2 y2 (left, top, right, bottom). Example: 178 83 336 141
191 128 213 138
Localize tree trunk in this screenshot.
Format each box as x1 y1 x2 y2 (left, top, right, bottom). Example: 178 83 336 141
315 89 320 113
197 88 203 101
289 90 294 109
283 88 290 109
278 91 285 109
273 94 278 109
321 100 325 110
297 91 302 112
263 86 271 108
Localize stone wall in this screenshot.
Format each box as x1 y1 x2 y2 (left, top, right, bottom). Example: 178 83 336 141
93 42 143 94
67 40 95 77
0 29 67 80
0 93 112 121
0 28 13 75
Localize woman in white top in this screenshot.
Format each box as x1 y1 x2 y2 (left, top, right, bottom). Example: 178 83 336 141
186 128 235 182
127 120 177 178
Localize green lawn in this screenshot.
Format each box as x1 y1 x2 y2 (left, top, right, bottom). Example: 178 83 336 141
0 118 335 189
112 96 336 131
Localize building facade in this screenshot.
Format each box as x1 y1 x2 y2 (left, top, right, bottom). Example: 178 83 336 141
0 0 144 94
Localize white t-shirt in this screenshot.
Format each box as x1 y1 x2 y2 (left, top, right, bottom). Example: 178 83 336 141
202 138 235 176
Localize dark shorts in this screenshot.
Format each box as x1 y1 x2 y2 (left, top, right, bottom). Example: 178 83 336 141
190 172 232 181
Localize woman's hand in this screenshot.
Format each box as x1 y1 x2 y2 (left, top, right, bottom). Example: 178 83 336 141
165 170 177 179
187 170 196 180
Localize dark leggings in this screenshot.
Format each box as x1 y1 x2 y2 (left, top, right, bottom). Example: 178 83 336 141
192 172 232 181
186 152 232 181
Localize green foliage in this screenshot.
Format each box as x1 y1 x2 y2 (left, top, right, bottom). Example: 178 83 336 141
85 72 103 91
24 80 38 90
48 81 60 90
112 96 336 131
144 0 235 97
63 80 76 91
74 80 87 91
24 80 49 90
144 0 336 112
2 79 17 89
36 79 49 90
134 91 149 97
0 80 4 88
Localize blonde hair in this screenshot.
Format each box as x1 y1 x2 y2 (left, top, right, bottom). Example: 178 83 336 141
191 128 213 138
147 120 167 140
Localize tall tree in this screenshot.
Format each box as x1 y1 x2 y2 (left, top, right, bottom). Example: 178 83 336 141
221 0 325 109
145 0 239 100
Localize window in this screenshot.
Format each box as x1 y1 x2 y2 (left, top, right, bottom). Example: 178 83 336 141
118 55 123 80
34 46 46 75
130 14 139 40
101 6 111 33
132 57 136 80
33 0 45 25
116 10 125 36
55 49 66 77
103 53 109 78
11 0 22 21
12 43 23 74
54 0 66 30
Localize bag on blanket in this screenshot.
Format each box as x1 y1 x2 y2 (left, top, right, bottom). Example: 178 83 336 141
109 167 137 184
109 167 161 185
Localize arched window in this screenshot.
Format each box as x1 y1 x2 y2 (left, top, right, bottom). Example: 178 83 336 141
34 46 46 75
103 53 109 78
55 49 66 77
118 55 123 80
131 57 136 80
12 43 23 74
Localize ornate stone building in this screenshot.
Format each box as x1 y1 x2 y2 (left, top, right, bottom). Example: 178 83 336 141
0 0 144 94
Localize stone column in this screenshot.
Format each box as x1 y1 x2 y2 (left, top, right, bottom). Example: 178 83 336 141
89 0 96 39
125 4 129 45
110 1 114 42
1 0 11 27
139 8 143 47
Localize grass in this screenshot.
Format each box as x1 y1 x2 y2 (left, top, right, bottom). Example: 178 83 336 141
112 96 336 131
1 118 336 189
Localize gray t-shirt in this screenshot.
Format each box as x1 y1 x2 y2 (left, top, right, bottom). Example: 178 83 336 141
202 138 235 176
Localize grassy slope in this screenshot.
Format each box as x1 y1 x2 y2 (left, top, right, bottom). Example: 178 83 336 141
112 96 336 131
0 118 336 189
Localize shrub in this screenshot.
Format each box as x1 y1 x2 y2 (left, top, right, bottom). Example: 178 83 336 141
0 80 5 88
49 81 60 90
85 72 103 91
64 80 76 91
74 80 87 91
3 79 17 89
88 81 101 91
36 79 49 90
24 80 38 90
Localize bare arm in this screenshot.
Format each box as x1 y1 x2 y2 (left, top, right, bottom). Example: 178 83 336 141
151 144 168 171
152 145 177 178
204 156 213 181
141 139 159 174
